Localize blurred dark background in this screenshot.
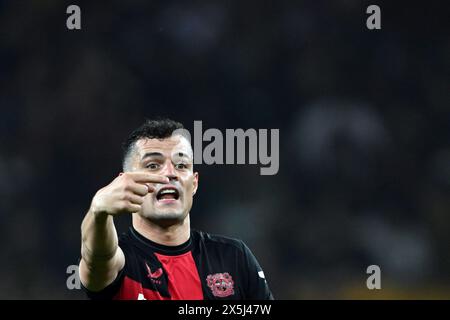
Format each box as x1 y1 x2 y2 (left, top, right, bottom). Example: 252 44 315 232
0 0 449 299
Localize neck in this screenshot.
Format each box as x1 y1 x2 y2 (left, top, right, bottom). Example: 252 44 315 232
132 214 190 246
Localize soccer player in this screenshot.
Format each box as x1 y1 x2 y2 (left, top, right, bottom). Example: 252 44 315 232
79 118 273 300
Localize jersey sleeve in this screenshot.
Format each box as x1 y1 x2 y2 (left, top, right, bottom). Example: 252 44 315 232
240 241 274 300
81 267 125 300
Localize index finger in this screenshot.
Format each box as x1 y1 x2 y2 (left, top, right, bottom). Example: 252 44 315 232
125 172 169 184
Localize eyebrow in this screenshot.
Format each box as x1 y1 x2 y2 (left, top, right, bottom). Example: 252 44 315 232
141 152 164 160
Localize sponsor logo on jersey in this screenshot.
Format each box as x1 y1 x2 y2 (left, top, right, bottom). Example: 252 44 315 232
145 263 163 285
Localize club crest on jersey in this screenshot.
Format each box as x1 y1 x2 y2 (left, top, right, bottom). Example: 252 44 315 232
206 272 235 297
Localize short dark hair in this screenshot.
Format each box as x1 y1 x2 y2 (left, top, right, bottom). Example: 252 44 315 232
122 118 185 170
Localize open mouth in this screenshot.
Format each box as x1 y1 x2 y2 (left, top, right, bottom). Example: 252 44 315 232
156 186 180 202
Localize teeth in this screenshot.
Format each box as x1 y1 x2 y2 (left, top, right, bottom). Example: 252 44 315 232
160 189 176 195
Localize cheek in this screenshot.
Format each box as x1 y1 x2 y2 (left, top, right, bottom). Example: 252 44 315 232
181 175 195 194
186 180 193 192
183 193 193 207
183 186 193 200
143 194 154 205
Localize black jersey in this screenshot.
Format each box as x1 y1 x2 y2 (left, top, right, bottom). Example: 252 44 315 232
83 227 274 300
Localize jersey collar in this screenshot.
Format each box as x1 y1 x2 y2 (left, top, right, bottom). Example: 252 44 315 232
129 226 193 256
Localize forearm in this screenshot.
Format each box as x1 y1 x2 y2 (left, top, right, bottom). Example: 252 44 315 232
81 209 118 265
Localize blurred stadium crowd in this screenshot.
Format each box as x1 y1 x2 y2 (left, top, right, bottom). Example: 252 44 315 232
0 1 448 298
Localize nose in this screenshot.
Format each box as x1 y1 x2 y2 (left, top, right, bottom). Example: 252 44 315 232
162 161 178 182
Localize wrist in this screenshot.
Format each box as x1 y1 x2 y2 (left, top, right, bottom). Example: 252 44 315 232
90 202 110 221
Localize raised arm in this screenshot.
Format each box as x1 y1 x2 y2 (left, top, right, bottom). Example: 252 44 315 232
79 172 168 291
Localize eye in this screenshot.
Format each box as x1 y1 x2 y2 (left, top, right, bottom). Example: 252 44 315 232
145 163 160 170
175 163 187 169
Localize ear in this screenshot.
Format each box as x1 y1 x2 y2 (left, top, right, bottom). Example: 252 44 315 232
192 172 199 196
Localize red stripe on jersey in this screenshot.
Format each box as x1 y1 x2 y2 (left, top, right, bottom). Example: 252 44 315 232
155 251 204 300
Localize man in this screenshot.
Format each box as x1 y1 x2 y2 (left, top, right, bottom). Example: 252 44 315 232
79 118 273 300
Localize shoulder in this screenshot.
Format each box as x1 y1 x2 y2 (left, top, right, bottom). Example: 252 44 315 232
116 229 139 256
192 229 246 252
118 230 133 246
